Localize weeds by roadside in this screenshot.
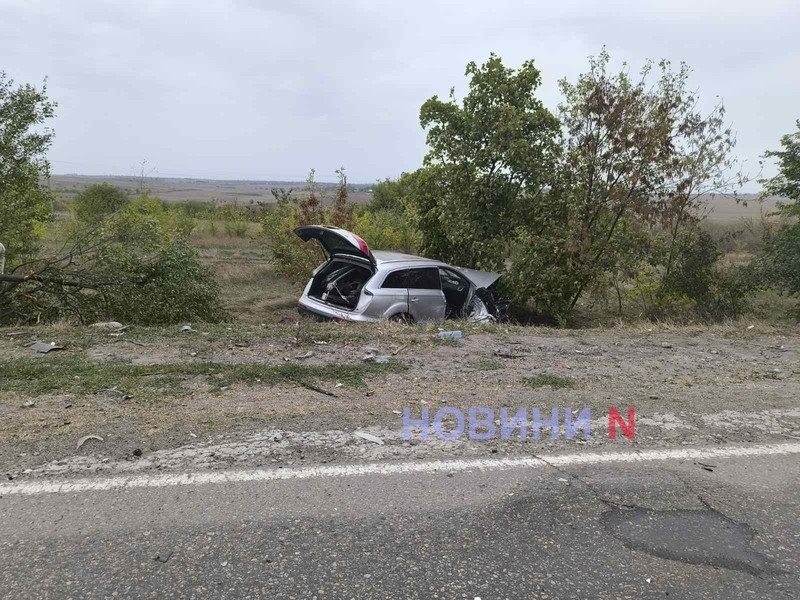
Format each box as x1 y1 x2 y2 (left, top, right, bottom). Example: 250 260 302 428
0 356 407 399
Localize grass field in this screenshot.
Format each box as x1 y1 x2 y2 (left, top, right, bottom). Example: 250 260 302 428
48 174 374 205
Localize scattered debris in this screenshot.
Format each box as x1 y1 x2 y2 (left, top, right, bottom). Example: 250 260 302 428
696 461 717 472
95 387 124 396
132 448 143 457
30 341 63 354
438 330 463 340
354 431 385 445
660 342 673 349
117 339 145 347
5 331 25 337
294 380 337 397
361 348 389 364
494 349 526 359
154 551 173 564
294 351 314 360
335 382 344 388
22 400 35 408
747 325 755 330
76 434 104 450
90 321 124 330
391 344 408 356
180 325 194 332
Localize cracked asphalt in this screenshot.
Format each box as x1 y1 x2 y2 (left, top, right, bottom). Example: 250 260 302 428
2 326 799 597
1 450 798 599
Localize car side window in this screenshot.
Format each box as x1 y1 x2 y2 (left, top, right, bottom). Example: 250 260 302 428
407 267 441 290
381 269 409 289
439 268 468 290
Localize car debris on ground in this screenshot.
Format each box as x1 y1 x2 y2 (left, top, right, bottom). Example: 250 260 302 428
354 431 385 445
28 341 63 354
89 321 124 330
76 434 104 450
437 330 463 340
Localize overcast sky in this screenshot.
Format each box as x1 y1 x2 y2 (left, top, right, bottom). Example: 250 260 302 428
1 0 798 187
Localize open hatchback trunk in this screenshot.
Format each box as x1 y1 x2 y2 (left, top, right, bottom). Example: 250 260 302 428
294 226 376 311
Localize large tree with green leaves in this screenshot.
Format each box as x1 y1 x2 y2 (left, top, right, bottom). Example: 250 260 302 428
507 51 742 320
411 54 561 271
0 72 56 265
757 121 800 302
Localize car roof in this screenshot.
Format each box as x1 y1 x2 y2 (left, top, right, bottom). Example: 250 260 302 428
371 250 441 265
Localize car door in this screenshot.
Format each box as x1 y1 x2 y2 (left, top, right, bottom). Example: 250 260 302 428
438 267 473 318
371 268 411 320
407 267 446 322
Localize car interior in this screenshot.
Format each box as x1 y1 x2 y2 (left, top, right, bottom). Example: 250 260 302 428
438 267 471 318
308 259 373 309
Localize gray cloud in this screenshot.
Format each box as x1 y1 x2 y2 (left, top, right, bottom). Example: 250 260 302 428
1 0 797 186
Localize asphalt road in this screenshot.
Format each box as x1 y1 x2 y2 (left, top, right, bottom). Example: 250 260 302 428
1 445 798 599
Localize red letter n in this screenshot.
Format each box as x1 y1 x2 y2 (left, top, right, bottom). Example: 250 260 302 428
608 407 635 440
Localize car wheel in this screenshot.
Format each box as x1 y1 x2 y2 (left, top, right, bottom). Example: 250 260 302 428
389 312 414 324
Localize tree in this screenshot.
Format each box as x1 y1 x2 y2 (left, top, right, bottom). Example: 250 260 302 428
761 120 800 203
411 54 561 271
757 121 800 302
71 183 130 224
508 51 742 320
370 172 419 213
0 72 56 265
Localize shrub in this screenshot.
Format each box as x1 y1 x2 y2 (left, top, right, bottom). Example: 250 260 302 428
354 208 420 254
1 195 226 325
756 207 800 302
628 227 757 321
94 239 226 324
261 169 356 282
71 183 129 224
214 203 251 237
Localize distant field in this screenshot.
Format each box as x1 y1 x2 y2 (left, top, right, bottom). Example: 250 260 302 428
48 174 783 221
48 174 374 206
701 194 782 222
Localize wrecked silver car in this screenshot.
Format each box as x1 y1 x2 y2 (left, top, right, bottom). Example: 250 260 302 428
295 225 509 323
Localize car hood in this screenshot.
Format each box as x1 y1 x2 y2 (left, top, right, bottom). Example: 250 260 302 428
453 267 502 290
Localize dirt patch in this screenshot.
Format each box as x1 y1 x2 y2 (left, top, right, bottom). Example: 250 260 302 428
1 326 799 478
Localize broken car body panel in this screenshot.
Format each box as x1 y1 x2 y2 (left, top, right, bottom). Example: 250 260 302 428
294 226 509 323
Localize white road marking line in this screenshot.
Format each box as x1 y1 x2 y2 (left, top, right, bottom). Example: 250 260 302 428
2 442 799 497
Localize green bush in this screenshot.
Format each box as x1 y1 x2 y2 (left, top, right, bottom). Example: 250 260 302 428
108 195 194 249
628 227 757 321
215 204 251 237
261 170 356 282
71 183 129 224
354 208 420 254
1 194 226 325
755 206 800 310
93 239 226 325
